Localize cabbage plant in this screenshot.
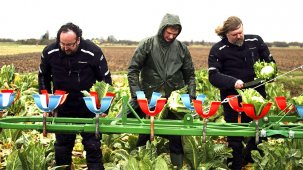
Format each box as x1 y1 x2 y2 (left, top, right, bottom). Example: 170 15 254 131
290 96 303 105
254 61 277 80
237 88 269 116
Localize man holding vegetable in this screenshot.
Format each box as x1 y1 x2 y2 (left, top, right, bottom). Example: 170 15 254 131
38 23 112 170
127 13 196 169
208 16 276 170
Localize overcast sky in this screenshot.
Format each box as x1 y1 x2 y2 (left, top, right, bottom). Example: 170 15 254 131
1 0 302 42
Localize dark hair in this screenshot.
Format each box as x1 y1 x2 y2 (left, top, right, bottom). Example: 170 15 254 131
169 24 181 32
56 22 82 42
162 24 182 37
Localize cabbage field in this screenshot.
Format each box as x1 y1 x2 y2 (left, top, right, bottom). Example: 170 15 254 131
0 45 303 169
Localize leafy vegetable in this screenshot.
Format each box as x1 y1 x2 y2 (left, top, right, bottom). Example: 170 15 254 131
251 140 303 169
86 81 115 99
0 64 15 89
167 87 192 118
237 88 269 116
254 60 277 80
183 136 232 169
290 96 303 105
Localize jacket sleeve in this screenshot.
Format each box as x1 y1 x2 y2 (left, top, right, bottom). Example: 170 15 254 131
38 49 52 93
257 35 275 63
127 42 148 98
181 45 196 98
94 49 112 85
208 46 238 89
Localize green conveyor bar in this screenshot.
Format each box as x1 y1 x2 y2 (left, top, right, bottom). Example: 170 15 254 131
1 96 303 138
1 115 303 138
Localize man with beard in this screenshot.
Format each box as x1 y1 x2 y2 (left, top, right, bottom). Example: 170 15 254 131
127 13 196 169
38 23 112 170
208 16 275 170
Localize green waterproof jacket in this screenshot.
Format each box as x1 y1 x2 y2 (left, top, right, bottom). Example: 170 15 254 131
128 13 196 99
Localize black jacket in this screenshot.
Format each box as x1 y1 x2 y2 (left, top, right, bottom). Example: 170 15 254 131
208 34 274 101
38 39 112 113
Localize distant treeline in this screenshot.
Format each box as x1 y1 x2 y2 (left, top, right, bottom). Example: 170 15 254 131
1 37 302 48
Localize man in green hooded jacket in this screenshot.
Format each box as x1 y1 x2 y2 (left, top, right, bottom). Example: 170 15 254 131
127 13 196 169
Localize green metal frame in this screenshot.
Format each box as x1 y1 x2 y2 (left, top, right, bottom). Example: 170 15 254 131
1 115 303 138
1 96 303 139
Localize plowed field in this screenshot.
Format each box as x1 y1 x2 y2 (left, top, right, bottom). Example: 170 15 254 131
0 47 302 73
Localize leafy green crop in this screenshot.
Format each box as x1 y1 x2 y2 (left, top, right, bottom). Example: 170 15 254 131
251 139 303 169
254 60 277 80
183 136 232 169
237 88 270 116
167 87 192 118
82 81 115 99
0 64 15 89
290 96 303 105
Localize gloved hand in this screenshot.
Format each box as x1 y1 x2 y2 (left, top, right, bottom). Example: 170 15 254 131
189 95 196 101
188 83 196 101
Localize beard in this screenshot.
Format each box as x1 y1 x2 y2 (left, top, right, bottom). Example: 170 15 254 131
63 50 76 55
61 45 78 55
234 39 244 46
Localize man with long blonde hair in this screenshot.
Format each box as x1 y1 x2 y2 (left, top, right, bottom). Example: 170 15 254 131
208 16 275 170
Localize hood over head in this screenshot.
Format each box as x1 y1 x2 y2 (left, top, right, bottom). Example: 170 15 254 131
157 13 182 43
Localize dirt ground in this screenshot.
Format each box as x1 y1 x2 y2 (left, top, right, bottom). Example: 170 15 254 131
0 47 302 73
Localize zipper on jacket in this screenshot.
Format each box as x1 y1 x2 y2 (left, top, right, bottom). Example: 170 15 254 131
67 58 71 76
68 70 80 82
77 72 80 82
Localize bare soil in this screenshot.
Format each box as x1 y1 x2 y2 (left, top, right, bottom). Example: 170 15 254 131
0 47 302 73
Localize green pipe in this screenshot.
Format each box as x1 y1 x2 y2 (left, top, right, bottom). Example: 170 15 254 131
1 116 303 138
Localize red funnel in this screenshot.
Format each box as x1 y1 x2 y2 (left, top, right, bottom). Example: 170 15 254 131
275 96 295 113
137 98 167 116
89 91 100 108
106 92 115 98
1 89 14 93
242 102 272 120
54 90 67 105
227 95 243 112
193 100 220 119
